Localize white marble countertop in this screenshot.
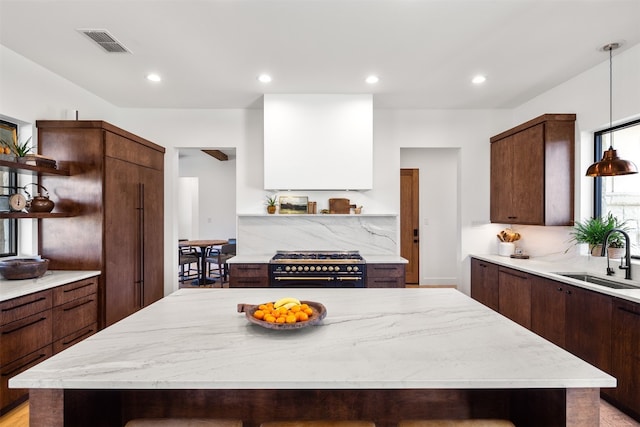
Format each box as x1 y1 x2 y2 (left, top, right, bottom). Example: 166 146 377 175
227 254 407 264
11 288 614 390
472 254 640 304
0 270 101 302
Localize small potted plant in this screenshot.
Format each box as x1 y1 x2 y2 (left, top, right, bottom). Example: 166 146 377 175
569 213 629 256
265 195 278 214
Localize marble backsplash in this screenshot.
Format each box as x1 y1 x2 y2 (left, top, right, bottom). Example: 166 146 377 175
237 214 398 256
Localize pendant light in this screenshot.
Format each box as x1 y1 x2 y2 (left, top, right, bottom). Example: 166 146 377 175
585 43 638 177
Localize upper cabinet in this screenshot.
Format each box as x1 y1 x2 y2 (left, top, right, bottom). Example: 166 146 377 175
263 94 373 190
490 114 575 226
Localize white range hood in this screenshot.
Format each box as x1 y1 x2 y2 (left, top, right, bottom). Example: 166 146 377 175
263 94 373 190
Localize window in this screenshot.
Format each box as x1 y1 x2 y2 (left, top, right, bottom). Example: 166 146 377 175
0 119 19 257
593 118 640 258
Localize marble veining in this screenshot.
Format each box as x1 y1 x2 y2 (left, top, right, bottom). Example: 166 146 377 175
237 214 397 255
11 288 614 390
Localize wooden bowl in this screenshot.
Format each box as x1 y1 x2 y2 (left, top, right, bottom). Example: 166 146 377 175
0 258 49 280
237 300 327 330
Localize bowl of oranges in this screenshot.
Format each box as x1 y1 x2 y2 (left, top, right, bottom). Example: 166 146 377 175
237 297 326 330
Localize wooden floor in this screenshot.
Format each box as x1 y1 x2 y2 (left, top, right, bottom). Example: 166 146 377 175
1 399 637 427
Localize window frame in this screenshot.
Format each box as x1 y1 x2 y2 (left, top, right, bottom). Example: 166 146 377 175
593 117 640 259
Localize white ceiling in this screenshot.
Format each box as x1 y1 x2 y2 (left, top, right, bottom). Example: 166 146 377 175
1 0 639 110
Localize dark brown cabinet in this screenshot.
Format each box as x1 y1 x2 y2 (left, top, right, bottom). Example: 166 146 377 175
470 258 499 311
490 114 575 226
229 264 269 287
497 266 532 328
530 276 566 347
609 298 640 419
37 120 165 328
366 264 405 288
0 275 98 414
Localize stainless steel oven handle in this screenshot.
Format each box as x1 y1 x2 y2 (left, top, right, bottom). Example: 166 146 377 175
274 277 334 281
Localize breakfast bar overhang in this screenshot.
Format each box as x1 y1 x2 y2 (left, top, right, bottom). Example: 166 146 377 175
11 288 615 427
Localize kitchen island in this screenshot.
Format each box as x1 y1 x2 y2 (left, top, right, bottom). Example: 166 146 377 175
11 288 614 427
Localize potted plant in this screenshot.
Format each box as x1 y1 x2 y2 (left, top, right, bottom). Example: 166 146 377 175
265 195 278 214
11 136 33 160
569 213 629 256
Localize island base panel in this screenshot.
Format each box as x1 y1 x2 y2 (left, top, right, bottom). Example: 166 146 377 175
28 387 599 427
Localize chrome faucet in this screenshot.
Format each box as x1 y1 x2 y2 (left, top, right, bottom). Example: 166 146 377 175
601 228 632 280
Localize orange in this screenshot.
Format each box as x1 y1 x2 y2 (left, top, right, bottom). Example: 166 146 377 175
298 312 309 321
264 315 276 323
286 314 297 324
290 305 301 313
253 310 265 320
276 317 286 324
303 308 313 316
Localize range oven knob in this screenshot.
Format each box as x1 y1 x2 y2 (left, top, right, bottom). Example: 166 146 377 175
334 266 341 272
297 266 304 272
310 266 316 272
347 266 352 272
322 266 328 272
304 266 309 271
328 266 334 272
353 266 359 272
285 266 291 272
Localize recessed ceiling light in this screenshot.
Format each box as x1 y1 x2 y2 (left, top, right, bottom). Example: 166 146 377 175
146 73 161 82
472 75 486 84
258 74 272 83
365 75 379 84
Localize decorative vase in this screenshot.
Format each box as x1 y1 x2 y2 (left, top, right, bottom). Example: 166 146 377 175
267 205 276 214
607 247 625 260
498 242 515 257
590 244 604 257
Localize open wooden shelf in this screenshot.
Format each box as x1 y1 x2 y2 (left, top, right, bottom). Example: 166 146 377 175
0 158 70 176
0 211 74 219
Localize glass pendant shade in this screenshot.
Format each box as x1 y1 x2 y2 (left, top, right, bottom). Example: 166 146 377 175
586 147 639 176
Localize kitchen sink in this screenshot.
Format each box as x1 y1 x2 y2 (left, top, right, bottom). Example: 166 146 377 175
555 273 640 290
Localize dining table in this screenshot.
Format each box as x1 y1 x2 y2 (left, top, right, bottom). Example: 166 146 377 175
178 239 227 285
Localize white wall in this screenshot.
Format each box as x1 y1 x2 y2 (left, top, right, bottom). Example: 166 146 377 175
178 177 199 240
2 42 640 296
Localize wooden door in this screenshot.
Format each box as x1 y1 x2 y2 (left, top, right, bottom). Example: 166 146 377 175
490 137 513 223
104 156 139 327
400 169 419 284
140 165 164 306
498 267 531 328
565 285 612 373
470 258 499 311
510 124 544 224
609 298 640 417
530 276 566 347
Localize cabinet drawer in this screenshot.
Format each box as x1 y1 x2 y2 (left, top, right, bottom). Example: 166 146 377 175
1 345 52 413
366 277 405 288
53 323 97 354
53 295 98 341
367 264 405 278
0 312 52 366
53 277 98 306
229 264 269 287
0 290 53 326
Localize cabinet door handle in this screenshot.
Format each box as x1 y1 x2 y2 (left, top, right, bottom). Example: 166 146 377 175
1 353 47 377
63 299 94 312
557 287 563 292
618 306 640 317
2 316 47 335
1 297 47 313
566 290 572 295
63 282 95 293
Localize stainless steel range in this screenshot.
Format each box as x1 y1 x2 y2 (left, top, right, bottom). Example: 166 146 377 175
269 250 366 287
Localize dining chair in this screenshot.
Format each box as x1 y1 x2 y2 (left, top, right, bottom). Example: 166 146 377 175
205 243 236 283
179 245 200 283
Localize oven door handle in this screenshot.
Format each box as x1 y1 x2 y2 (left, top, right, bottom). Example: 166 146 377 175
336 277 362 281
274 277 335 281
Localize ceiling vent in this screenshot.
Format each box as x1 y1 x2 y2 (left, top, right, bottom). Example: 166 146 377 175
77 29 131 53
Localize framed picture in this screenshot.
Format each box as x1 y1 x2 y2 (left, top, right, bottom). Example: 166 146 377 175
278 195 309 214
0 119 19 257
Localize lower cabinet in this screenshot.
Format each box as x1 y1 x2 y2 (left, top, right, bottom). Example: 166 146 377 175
609 298 640 419
470 258 499 311
497 267 531 328
0 275 99 414
229 264 269 287
366 264 405 288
